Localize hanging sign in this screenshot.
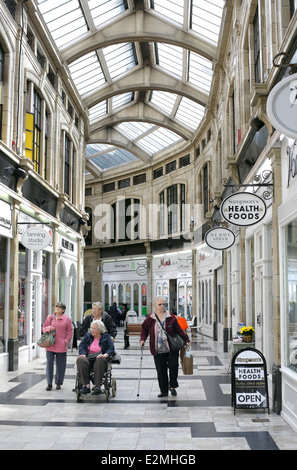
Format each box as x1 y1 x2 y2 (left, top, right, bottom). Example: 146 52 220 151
205 227 235 250
231 348 269 413
220 192 266 226
21 227 52 251
267 72 297 140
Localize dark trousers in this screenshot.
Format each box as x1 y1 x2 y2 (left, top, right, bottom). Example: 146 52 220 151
154 351 179 394
46 351 67 386
77 356 107 386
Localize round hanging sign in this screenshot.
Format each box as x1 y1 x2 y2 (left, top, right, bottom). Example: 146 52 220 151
267 72 297 140
21 227 52 251
205 227 235 250
220 192 266 227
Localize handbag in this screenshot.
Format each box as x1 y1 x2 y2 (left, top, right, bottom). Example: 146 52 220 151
156 315 186 351
37 316 55 348
87 352 100 361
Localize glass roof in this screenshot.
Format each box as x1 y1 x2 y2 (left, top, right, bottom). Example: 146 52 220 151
37 0 225 173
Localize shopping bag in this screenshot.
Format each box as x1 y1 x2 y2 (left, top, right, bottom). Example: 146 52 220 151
182 350 193 375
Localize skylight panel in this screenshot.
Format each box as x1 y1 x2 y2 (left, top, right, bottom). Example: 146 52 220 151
88 0 128 28
112 93 134 111
87 146 138 170
137 128 182 154
37 0 88 48
103 43 136 80
152 0 184 25
191 0 224 45
188 52 213 92
156 44 183 79
175 97 205 129
69 52 106 94
150 91 177 116
117 122 153 140
89 101 108 123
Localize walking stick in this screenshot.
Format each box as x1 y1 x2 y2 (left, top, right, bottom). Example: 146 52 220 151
137 345 144 397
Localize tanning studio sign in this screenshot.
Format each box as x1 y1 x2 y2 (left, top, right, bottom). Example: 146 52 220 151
220 192 267 227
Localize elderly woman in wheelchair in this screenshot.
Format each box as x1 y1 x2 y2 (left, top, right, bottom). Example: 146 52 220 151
77 319 115 395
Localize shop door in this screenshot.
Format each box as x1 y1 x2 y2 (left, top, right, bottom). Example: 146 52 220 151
32 274 42 360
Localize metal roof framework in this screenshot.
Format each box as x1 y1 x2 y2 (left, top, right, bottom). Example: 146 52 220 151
37 0 225 175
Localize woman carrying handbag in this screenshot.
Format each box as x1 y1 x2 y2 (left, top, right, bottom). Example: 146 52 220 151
42 302 73 390
140 296 190 397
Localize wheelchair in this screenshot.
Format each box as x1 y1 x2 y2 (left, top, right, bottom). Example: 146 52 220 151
73 356 119 402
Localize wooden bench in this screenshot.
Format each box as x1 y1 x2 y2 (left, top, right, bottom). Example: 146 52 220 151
124 314 145 349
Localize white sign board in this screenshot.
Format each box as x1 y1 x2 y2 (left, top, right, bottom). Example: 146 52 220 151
221 192 266 226
205 227 235 250
267 72 297 140
21 227 52 251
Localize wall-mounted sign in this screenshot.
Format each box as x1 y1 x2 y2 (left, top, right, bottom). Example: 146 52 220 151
267 72 297 140
21 227 52 251
0 200 12 230
231 348 269 413
205 227 235 250
220 192 266 226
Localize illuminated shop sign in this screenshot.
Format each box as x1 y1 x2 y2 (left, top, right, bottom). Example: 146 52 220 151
220 192 266 226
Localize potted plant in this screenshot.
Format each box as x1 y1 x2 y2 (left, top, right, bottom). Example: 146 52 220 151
240 326 255 343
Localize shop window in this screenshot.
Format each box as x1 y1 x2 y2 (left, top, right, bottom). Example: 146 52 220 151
18 246 28 347
141 283 147 316
119 284 124 306
0 238 7 353
133 283 139 313
284 217 297 372
126 284 131 309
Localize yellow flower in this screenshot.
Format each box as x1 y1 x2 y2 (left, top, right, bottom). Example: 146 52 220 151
240 326 255 335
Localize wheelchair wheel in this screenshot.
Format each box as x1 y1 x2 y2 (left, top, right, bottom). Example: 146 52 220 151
112 377 116 397
75 374 82 402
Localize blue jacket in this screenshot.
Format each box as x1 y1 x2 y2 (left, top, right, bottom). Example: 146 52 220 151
78 332 115 357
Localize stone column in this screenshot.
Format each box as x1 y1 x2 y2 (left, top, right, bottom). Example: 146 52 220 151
270 145 282 414
8 202 20 370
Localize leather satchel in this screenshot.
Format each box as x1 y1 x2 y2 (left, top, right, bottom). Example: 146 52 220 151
156 315 186 351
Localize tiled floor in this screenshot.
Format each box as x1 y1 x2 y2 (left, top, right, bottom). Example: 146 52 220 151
0 329 297 450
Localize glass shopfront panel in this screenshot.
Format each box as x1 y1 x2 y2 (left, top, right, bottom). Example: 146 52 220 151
0 237 8 353
284 216 297 373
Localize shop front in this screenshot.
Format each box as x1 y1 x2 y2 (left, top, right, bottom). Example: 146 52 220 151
102 258 148 316
17 210 53 365
152 251 192 319
279 137 297 431
0 198 12 373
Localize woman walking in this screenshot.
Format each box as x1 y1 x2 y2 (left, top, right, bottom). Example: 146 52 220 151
42 302 73 390
140 296 190 397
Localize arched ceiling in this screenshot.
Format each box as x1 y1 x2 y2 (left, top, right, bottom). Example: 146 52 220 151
36 0 225 176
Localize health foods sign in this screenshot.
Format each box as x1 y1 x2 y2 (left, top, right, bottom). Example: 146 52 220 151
231 348 269 412
220 192 266 227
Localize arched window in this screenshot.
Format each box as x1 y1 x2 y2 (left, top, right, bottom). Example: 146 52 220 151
85 207 92 246
160 184 186 236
